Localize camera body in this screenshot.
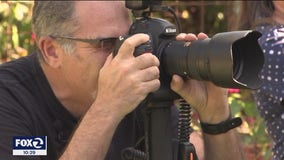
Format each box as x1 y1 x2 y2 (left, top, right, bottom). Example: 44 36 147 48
114 5 181 101
129 17 181 101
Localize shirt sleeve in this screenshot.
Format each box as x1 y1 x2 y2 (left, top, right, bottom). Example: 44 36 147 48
0 87 41 160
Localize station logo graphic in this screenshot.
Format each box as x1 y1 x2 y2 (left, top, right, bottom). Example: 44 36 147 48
13 136 47 156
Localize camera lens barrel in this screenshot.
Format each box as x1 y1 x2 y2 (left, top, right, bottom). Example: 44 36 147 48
162 30 264 89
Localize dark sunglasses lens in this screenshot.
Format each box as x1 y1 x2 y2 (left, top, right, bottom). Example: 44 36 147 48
101 39 117 53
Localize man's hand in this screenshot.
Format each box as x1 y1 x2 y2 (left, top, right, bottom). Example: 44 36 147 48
171 33 230 123
95 33 160 119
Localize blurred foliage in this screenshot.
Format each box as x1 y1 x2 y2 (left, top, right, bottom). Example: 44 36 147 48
229 90 272 160
0 1 272 159
0 1 35 63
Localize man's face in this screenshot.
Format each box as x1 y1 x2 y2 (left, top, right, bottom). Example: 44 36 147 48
60 1 131 103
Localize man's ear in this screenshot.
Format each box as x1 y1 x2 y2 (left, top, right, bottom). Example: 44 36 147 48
38 36 62 68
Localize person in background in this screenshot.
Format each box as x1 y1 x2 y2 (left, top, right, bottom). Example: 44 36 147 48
236 1 284 159
0 1 244 160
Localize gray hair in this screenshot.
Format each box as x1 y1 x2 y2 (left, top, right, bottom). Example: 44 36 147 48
32 1 79 60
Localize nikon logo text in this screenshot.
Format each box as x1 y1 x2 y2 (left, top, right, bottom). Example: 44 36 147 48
165 28 176 33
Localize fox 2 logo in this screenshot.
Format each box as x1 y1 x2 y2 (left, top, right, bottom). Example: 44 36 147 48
13 136 47 156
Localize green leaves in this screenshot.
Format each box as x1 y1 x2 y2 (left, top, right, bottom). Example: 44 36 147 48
0 1 35 63
229 90 272 159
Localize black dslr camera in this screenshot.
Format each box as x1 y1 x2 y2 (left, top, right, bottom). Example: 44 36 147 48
114 1 264 100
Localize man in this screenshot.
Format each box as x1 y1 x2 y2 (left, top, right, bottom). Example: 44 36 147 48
0 1 244 160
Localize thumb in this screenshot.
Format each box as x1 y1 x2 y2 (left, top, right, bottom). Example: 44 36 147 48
104 53 114 66
116 33 149 59
171 74 185 94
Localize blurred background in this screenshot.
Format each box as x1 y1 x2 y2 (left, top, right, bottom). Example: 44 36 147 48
0 1 272 159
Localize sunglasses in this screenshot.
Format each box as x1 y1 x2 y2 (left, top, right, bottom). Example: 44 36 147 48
50 35 118 53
